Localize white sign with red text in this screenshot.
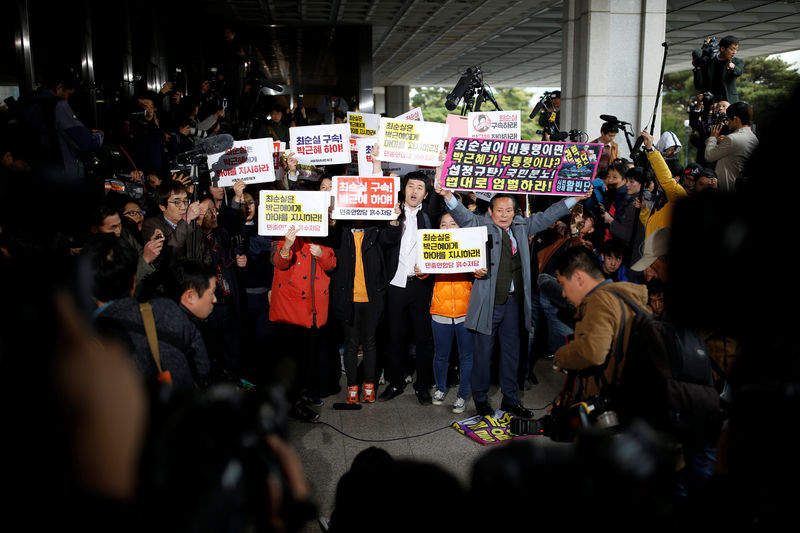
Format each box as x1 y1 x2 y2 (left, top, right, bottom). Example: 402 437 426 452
290 123 351 166
395 107 424 121
467 110 521 140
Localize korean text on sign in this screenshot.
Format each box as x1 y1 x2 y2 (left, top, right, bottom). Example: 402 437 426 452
257 190 329 237
440 137 603 196
332 175 400 220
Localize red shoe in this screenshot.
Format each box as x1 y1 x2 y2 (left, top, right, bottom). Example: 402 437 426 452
347 385 359 404
362 383 375 403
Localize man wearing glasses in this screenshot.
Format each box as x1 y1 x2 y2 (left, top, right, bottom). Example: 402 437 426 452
142 181 205 262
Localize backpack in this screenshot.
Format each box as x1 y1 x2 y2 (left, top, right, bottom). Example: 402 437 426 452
605 290 722 440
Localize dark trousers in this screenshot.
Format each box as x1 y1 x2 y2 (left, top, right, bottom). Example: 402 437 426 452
385 278 433 391
472 294 521 406
343 302 380 387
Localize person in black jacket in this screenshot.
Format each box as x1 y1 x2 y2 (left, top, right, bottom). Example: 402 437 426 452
329 217 401 404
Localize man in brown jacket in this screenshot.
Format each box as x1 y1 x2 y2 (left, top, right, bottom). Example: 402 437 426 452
552 246 649 399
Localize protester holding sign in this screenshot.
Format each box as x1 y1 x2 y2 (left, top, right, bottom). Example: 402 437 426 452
415 212 486 414
435 177 590 418
270 225 337 421
328 210 401 405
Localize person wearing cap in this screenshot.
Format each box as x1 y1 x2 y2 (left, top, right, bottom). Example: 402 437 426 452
630 227 670 281
681 163 704 194
704 101 758 192
638 130 688 239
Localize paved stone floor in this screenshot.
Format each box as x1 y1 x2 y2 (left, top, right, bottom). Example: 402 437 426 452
286 358 567 532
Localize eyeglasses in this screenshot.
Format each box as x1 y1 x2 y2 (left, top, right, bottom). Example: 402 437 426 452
168 198 191 207
123 210 145 217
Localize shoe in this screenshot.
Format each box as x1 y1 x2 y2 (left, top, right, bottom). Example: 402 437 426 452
289 401 319 422
347 385 359 405
362 383 375 403
301 389 323 407
475 401 494 417
404 374 413 384
432 389 446 405
318 516 330 532
416 388 432 405
378 385 404 402
501 401 534 419
452 397 467 414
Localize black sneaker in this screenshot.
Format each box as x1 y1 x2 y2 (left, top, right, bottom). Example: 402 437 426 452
289 401 320 422
475 401 494 417
501 402 534 419
415 388 432 405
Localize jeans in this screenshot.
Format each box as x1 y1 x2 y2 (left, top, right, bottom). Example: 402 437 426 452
431 319 473 400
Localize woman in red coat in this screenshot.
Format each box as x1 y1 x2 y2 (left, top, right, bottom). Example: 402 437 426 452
270 225 336 421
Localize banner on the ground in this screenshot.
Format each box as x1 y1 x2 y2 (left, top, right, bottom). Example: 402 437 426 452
441 137 602 196
347 112 380 137
332 176 399 220
207 137 276 187
377 118 446 167
468 110 521 140
257 190 329 237
290 123 351 165
416 226 488 274
452 411 535 445
395 107 424 121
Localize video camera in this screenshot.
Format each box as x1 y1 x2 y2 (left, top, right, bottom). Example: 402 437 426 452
692 37 719 68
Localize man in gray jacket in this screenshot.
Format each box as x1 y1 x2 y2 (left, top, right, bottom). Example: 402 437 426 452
704 101 758 192
436 183 580 417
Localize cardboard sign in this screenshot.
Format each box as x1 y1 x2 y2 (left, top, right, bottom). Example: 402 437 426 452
468 111 521 140
377 118 447 167
446 114 469 141
257 190 329 237
417 227 488 274
441 137 603 196
207 138 276 187
395 107 424 121
347 112 380 137
332 176 400 220
290 124 351 165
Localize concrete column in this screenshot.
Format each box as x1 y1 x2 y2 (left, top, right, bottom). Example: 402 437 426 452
385 85 410 118
358 26 374 113
561 0 666 157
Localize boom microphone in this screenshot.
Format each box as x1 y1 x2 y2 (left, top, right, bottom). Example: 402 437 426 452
529 100 545 119
599 114 631 126
199 134 235 155
550 131 569 142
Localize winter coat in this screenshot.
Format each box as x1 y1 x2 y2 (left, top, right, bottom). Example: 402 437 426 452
446 199 571 335
270 237 336 328
329 223 401 323
553 281 649 398
430 273 473 318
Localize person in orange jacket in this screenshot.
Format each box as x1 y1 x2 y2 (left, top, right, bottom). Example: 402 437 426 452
417 212 487 414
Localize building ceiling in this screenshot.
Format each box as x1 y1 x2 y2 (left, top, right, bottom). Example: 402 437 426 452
197 0 800 88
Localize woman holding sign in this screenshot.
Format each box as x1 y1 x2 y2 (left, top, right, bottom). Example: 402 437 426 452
416 213 486 414
270 225 337 422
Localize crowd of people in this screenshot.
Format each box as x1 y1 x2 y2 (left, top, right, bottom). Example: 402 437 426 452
1 30 793 531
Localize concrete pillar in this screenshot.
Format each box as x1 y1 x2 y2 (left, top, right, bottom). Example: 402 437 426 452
561 0 666 157
358 26 374 113
385 85 410 118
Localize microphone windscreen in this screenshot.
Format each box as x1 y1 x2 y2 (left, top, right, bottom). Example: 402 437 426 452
200 134 235 154
550 131 569 142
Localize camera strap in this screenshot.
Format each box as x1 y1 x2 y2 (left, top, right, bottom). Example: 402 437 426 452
139 302 172 385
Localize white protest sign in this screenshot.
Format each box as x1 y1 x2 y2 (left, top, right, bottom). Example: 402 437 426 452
207 137 275 187
417 227 488 274
467 110 521 140
377 117 447 167
347 112 380 137
257 190 329 237
356 138 379 176
332 176 400 220
290 123 351 165
395 107 424 121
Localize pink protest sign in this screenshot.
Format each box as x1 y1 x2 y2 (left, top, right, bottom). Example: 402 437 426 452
441 137 604 196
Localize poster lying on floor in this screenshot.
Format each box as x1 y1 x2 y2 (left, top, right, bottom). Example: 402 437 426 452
452 411 535 445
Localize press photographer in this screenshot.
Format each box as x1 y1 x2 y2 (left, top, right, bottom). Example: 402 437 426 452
692 35 743 104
